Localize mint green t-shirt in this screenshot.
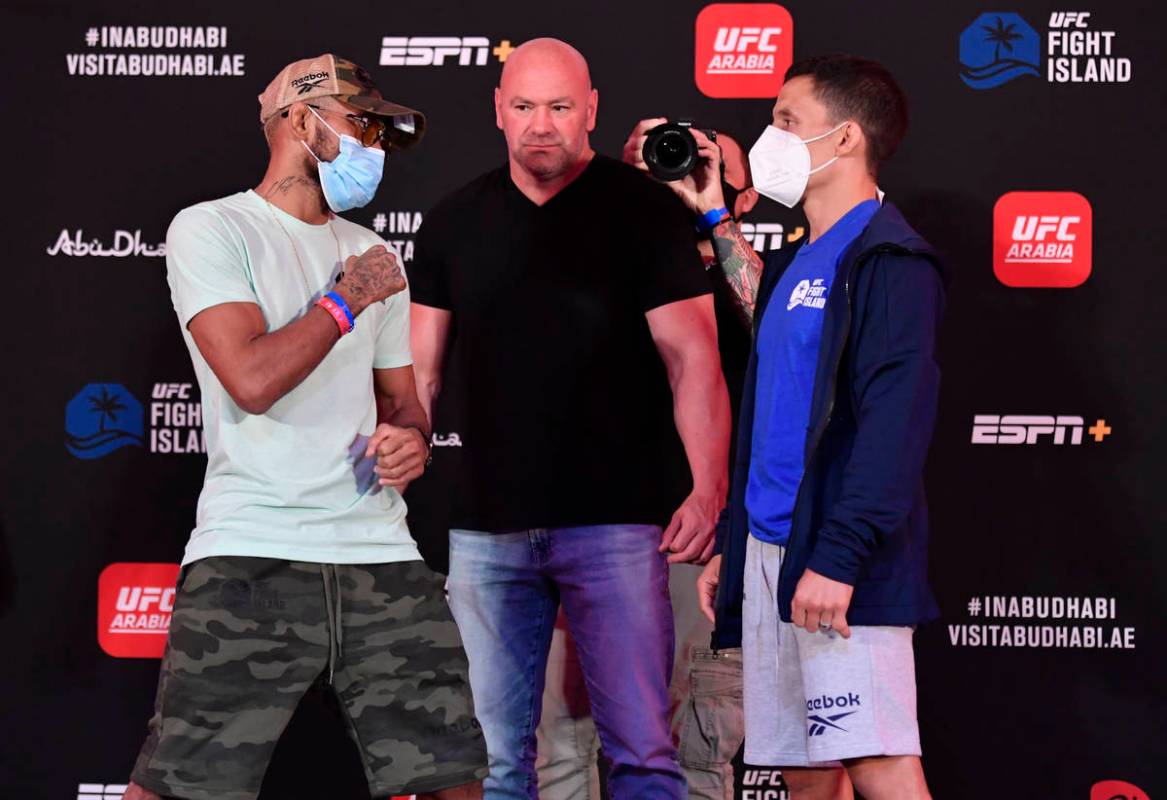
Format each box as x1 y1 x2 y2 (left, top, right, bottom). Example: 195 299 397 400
165 190 421 567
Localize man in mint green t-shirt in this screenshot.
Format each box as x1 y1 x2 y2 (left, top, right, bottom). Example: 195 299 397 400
125 55 486 800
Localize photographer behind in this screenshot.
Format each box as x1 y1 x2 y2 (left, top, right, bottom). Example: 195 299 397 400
625 53 943 800
624 122 835 800
659 126 755 800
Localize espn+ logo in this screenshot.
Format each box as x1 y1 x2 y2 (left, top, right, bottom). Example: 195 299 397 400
695 4 793 98
379 37 516 66
742 222 805 252
994 191 1092 287
971 415 1112 445
97 563 179 658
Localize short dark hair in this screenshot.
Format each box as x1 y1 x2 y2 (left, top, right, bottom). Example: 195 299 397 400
785 55 908 175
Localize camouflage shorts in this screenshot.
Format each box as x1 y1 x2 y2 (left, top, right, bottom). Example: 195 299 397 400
130 557 487 800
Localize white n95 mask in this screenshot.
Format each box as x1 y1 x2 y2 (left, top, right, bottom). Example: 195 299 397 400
747 122 847 208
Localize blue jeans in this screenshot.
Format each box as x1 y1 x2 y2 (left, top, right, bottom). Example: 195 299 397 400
447 525 684 800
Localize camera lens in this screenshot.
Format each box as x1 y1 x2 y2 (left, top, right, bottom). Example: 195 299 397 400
643 123 700 181
657 132 688 169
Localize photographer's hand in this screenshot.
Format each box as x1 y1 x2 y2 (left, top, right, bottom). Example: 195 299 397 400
622 119 727 214
624 119 761 324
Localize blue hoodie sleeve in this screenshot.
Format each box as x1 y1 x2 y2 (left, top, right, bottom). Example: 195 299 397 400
805 252 945 585
712 505 730 556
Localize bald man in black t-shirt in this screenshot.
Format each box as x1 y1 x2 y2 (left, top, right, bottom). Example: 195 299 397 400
409 38 731 800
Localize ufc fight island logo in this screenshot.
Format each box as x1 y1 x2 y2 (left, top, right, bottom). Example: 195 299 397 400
741 769 788 800
993 191 1092 287
695 4 793 98
97 563 179 658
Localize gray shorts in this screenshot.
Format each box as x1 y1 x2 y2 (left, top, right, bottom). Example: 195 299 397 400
742 535 922 766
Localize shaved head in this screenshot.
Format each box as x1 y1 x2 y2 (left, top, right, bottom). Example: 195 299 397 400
495 38 597 184
500 38 592 95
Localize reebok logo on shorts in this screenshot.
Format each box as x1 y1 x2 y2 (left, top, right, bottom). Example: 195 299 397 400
806 692 861 736
218 578 286 611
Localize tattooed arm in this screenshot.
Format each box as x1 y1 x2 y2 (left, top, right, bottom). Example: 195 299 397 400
187 244 405 416
333 245 405 317
622 119 764 324
709 219 765 325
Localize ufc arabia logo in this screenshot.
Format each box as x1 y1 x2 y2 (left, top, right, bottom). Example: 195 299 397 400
98 562 179 658
695 4 793 98
1090 780 1150 800
994 191 1092 287
116 585 175 614
709 26 784 71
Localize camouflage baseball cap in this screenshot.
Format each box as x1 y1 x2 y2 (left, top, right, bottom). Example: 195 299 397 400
258 54 426 150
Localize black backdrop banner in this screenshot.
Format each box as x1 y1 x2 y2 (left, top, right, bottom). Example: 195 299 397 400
2 1 1165 798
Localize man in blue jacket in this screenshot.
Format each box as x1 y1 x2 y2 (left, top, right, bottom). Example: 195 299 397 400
632 55 943 798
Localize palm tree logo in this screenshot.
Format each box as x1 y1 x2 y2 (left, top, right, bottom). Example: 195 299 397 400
65 383 145 459
959 12 1040 89
982 16 1024 63
88 385 127 432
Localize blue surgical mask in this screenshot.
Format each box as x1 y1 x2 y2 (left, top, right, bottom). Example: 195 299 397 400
302 106 385 212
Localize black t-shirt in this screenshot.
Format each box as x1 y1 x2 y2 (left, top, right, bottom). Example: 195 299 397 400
409 155 711 532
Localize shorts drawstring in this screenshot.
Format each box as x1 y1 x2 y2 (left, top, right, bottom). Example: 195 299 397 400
321 564 344 683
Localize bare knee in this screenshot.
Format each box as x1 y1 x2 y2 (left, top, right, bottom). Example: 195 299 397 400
417 779 485 800
782 766 853 800
843 755 930 800
122 782 163 800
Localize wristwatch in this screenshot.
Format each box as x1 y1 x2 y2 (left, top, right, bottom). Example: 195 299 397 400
408 426 433 469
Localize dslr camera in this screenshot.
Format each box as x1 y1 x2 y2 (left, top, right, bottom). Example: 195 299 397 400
642 119 717 182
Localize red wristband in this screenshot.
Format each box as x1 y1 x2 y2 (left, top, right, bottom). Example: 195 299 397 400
315 295 352 335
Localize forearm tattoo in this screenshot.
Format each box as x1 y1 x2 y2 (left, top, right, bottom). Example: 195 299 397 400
711 219 764 325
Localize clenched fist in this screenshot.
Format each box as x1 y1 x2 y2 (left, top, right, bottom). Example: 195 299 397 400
335 244 406 316
365 423 429 492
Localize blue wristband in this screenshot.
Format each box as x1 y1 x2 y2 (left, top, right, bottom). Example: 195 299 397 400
696 207 730 233
325 290 356 330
